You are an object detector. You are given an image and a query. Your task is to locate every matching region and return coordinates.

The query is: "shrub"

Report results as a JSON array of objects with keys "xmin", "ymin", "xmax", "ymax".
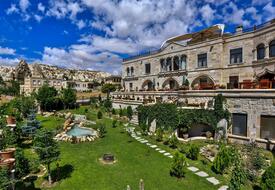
[
  {"xmin": 97, "ymin": 111, "xmax": 103, "ymax": 119},
  {"xmin": 98, "ymin": 124, "xmax": 107, "ymax": 138},
  {"xmin": 261, "ymin": 162, "xmax": 275, "ymax": 190},
  {"xmin": 178, "ymin": 144, "xmax": 186, "ymax": 154},
  {"xmin": 186, "ymin": 144, "xmax": 199, "ymax": 160},
  {"xmin": 169, "ymin": 134, "xmax": 179, "ymax": 149},
  {"xmin": 229, "ymin": 163, "xmax": 247, "ymax": 190},
  {"xmin": 212, "ymin": 145, "xmax": 238, "ymax": 174},
  {"xmin": 112, "ymin": 119, "xmax": 117, "ymax": 128},
  {"xmin": 111, "ymin": 108, "xmax": 116, "ymax": 115},
  {"xmin": 170, "ymin": 151, "xmax": 186, "ymax": 178},
  {"xmin": 15, "ymin": 148, "xmax": 30, "ymax": 179},
  {"xmin": 163, "ymin": 135, "xmax": 170, "ymax": 145},
  {"xmin": 155, "ymin": 128, "xmax": 163, "ymax": 142},
  {"xmin": 126, "ymin": 106, "xmax": 133, "ymax": 120},
  {"xmin": 140, "ymin": 124, "xmax": 148, "ymax": 136}
]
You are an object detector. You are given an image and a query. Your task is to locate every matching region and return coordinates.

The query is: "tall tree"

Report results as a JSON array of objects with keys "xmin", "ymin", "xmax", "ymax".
[
  {"xmin": 36, "ymin": 84, "xmax": 58, "ymax": 111},
  {"xmin": 33, "ymin": 129, "xmax": 60, "ymax": 184},
  {"xmin": 0, "ymin": 168, "xmax": 11, "ymax": 190},
  {"xmin": 101, "ymin": 83, "xmax": 116, "ymax": 99},
  {"xmin": 60, "ymin": 87, "xmax": 77, "ymax": 109}
]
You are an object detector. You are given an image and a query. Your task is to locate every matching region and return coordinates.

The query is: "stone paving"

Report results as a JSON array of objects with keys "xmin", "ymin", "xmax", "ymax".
[{"xmin": 130, "ymin": 132, "xmax": 228, "ymax": 190}]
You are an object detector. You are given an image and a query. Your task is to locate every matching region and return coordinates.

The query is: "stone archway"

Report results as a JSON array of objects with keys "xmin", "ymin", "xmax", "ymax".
[
  {"xmin": 141, "ymin": 79, "xmax": 154, "ymax": 91},
  {"xmin": 191, "ymin": 74, "xmax": 215, "ymax": 90},
  {"xmin": 162, "ymin": 78, "xmax": 179, "ymax": 90}
]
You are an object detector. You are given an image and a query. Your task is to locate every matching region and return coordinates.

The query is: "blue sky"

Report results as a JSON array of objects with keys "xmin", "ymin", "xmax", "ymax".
[{"xmin": 0, "ymin": 0, "xmax": 274, "ymax": 74}]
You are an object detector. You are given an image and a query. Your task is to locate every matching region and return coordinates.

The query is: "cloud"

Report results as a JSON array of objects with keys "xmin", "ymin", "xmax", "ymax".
[
  {"xmin": 76, "ymin": 20, "xmax": 86, "ymax": 29},
  {"xmin": 6, "ymin": 4, "xmax": 19, "ymax": 15},
  {"xmin": 34, "ymin": 14, "xmax": 43, "ymax": 22},
  {"xmin": 200, "ymin": 4, "xmax": 215, "ymax": 25},
  {"xmin": 38, "ymin": 3, "xmax": 45, "ymax": 13},
  {"xmin": 19, "ymin": 0, "xmax": 30, "ymax": 12},
  {"xmin": 263, "ymin": 3, "xmax": 275, "ymax": 21},
  {"xmin": 0, "ymin": 57, "xmax": 20, "ymax": 66},
  {"xmin": 0, "ymin": 46, "xmax": 16, "ymax": 55}
]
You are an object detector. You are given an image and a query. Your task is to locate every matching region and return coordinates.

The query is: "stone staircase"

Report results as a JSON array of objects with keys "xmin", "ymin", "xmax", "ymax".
[{"xmin": 130, "ymin": 114, "xmax": 139, "ymax": 125}]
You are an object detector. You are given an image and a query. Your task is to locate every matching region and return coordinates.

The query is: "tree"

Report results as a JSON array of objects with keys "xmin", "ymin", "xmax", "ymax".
[
  {"xmin": 61, "ymin": 88, "xmax": 77, "ymax": 109},
  {"xmin": 229, "ymin": 162, "xmax": 247, "ymax": 190},
  {"xmin": 170, "ymin": 151, "xmax": 186, "ymax": 178},
  {"xmin": 36, "ymin": 84, "xmax": 58, "ymax": 111},
  {"xmin": 101, "ymin": 83, "xmax": 116, "ymax": 98},
  {"xmin": 15, "ymin": 148, "xmax": 30, "ymax": 179},
  {"xmin": 33, "ymin": 129, "xmax": 60, "ymax": 184},
  {"xmin": 0, "ymin": 168, "xmax": 11, "ymax": 190},
  {"xmin": 261, "ymin": 162, "xmax": 275, "ymax": 190},
  {"xmin": 97, "ymin": 111, "xmax": 103, "ymax": 119},
  {"xmin": 126, "ymin": 106, "xmax": 133, "ymax": 120},
  {"xmin": 98, "ymin": 124, "xmax": 107, "ymax": 138}
]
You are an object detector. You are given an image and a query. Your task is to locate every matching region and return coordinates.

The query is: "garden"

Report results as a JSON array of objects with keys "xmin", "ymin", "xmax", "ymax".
[{"xmin": 0, "ymin": 87, "xmax": 275, "ymax": 190}]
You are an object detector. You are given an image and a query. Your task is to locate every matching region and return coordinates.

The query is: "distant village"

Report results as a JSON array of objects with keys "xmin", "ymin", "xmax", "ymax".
[{"xmin": 0, "ymin": 60, "xmax": 121, "ymax": 95}]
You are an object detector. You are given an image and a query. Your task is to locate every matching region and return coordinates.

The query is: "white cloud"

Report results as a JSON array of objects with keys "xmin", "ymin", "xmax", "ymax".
[
  {"xmin": 76, "ymin": 20, "xmax": 86, "ymax": 29},
  {"xmin": 0, "ymin": 46, "xmax": 16, "ymax": 55},
  {"xmin": 6, "ymin": 4, "xmax": 19, "ymax": 15},
  {"xmin": 34, "ymin": 14, "xmax": 43, "ymax": 22},
  {"xmin": 0, "ymin": 57, "xmax": 20, "ymax": 66},
  {"xmin": 19, "ymin": 0, "xmax": 30, "ymax": 12},
  {"xmin": 200, "ymin": 4, "xmax": 215, "ymax": 25},
  {"xmin": 263, "ymin": 3, "xmax": 275, "ymax": 21},
  {"xmin": 38, "ymin": 3, "xmax": 45, "ymax": 13},
  {"xmin": 252, "ymin": 0, "xmax": 270, "ymax": 6}
]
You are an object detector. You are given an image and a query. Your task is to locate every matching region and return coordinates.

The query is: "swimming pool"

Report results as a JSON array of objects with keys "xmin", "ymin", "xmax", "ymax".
[{"xmin": 66, "ymin": 125, "xmax": 97, "ymax": 137}]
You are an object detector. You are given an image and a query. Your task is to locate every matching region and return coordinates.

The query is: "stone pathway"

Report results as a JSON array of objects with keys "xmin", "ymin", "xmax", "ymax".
[{"xmin": 130, "ymin": 132, "xmax": 228, "ymax": 189}]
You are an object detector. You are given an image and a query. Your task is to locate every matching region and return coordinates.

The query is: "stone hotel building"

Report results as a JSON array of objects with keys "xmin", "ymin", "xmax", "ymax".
[{"xmin": 112, "ymin": 19, "xmax": 275, "ymax": 148}]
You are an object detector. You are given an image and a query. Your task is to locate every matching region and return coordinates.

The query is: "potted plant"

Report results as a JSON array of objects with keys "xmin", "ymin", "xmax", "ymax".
[
  {"xmin": 6, "ymin": 115, "xmax": 16, "ymax": 125},
  {"xmin": 206, "ymin": 131, "xmax": 212, "ymax": 139},
  {"xmin": 179, "ymin": 127, "xmax": 189, "ymax": 140}
]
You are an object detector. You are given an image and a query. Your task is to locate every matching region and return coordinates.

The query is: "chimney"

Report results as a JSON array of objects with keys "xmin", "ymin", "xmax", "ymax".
[{"xmin": 235, "ymin": 25, "xmax": 243, "ymax": 34}]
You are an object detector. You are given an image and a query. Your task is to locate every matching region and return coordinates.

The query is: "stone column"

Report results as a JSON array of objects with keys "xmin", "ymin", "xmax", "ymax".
[
  {"xmin": 253, "ymin": 49, "xmax": 257, "ymax": 61},
  {"xmin": 171, "ymin": 57, "xmax": 174, "ymax": 71},
  {"xmin": 265, "ymin": 45, "xmax": 269, "ymax": 59}
]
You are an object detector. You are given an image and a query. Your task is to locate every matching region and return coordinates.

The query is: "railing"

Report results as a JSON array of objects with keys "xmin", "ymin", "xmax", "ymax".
[
  {"xmin": 123, "ymin": 48, "xmax": 162, "ymax": 62},
  {"xmin": 234, "ymin": 18, "xmax": 275, "ymax": 34}
]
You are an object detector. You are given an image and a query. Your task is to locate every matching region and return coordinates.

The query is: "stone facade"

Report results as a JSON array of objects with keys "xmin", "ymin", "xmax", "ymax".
[
  {"xmin": 122, "ymin": 20, "xmax": 275, "ymax": 92},
  {"xmin": 114, "ymin": 20, "xmax": 275, "ymax": 149}
]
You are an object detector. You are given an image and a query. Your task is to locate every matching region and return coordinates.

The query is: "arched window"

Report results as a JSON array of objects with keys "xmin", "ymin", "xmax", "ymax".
[
  {"xmin": 180, "ymin": 55, "xmax": 187, "ymax": 70},
  {"xmin": 160, "ymin": 59, "xmax": 165, "ymax": 72},
  {"xmin": 130, "ymin": 67, "xmax": 134, "ymax": 76},
  {"xmin": 173, "ymin": 56, "xmax": 179, "ymax": 71},
  {"xmin": 166, "ymin": 57, "xmax": 172, "ymax": 71},
  {"xmin": 126, "ymin": 67, "xmax": 130, "ymax": 76},
  {"xmin": 257, "ymin": 43, "xmax": 265, "ymax": 60},
  {"xmin": 270, "ymin": 40, "xmax": 275, "ymax": 57}
]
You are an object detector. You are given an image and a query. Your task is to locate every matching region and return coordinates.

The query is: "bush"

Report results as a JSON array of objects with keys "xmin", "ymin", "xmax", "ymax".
[
  {"xmin": 212, "ymin": 145, "xmax": 238, "ymax": 174},
  {"xmin": 140, "ymin": 124, "xmax": 148, "ymax": 136},
  {"xmin": 112, "ymin": 119, "xmax": 117, "ymax": 128},
  {"xmin": 98, "ymin": 124, "xmax": 107, "ymax": 138},
  {"xmin": 229, "ymin": 163, "xmax": 247, "ymax": 190},
  {"xmin": 178, "ymin": 144, "xmax": 186, "ymax": 154},
  {"xmin": 169, "ymin": 134, "xmax": 179, "ymax": 149},
  {"xmin": 186, "ymin": 144, "xmax": 199, "ymax": 160},
  {"xmin": 261, "ymin": 162, "xmax": 275, "ymax": 190},
  {"xmin": 155, "ymin": 128, "xmax": 163, "ymax": 142},
  {"xmin": 97, "ymin": 111, "xmax": 103, "ymax": 119},
  {"xmin": 170, "ymin": 151, "xmax": 186, "ymax": 178},
  {"xmin": 111, "ymin": 108, "xmax": 116, "ymax": 115},
  {"xmin": 126, "ymin": 106, "xmax": 133, "ymax": 120},
  {"xmin": 15, "ymin": 148, "xmax": 30, "ymax": 179}
]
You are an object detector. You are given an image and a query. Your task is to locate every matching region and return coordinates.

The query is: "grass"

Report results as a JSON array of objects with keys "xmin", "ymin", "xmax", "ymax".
[{"xmin": 30, "ymin": 108, "xmax": 217, "ymax": 190}]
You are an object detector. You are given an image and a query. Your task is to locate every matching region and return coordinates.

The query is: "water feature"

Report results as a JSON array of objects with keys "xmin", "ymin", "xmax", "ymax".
[{"xmin": 66, "ymin": 125, "xmax": 97, "ymax": 137}]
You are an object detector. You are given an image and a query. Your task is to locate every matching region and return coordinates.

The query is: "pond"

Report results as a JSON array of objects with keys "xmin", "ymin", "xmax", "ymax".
[{"xmin": 67, "ymin": 125, "xmax": 97, "ymax": 137}]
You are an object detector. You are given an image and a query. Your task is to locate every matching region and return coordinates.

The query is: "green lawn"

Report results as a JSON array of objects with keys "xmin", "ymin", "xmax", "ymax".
[{"xmin": 33, "ymin": 111, "xmax": 217, "ymax": 190}]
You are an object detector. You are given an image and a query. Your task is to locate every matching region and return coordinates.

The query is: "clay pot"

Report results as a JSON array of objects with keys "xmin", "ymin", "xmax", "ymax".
[
  {"xmin": 6, "ymin": 116, "xmax": 16, "ymax": 125},
  {"xmin": 0, "ymin": 158, "xmax": 15, "ymax": 170},
  {"xmin": 0, "ymin": 148, "xmax": 16, "ymax": 160}
]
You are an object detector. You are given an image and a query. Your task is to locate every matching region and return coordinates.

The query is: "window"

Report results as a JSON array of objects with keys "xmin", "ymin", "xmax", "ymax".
[
  {"xmin": 198, "ymin": 53, "xmax": 207, "ymax": 68},
  {"xmin": 166, "ymin": 58, "xmax": 172, "ymax": 71},
  {"xmin": 180, "ymin": 55, "xmax": 187, "ymax": 70},
  {"xmin": 229, "ymin": 76, "xmax": 239, "ymax": 89},
  {"xmin": 270, "ymin": 40, "xmax": 275, "ymax": 57},
  {"xmin": 160, "ymin": 59, "xmax": 165, "ymax": 72},
  {"xmin": 173, "ymin": 56, "xmax": 179, "ymax": 70},
  {"xmin": 257, "ymin": 44, "xmax": 265, "ymax": 60},
  {"xmin": 145, "ymin": 63, "xmax": 151, "ymax": 74},
  {"xmin": 260, "ymin": 115, "xmax": 275, "ymax": 140},
  {"xmin": 130, "ymin": 67, "xmax": 134, "ymax": 76},
  {"xmin": 129, "ymin": 83, "xmax": 133, "ymax": 90},
  {"xmin": 232, "ymin": 113, "xmax": 247, "ymax": 136},
  {"xmin": 230, "ymin": 48, "xmax": 242, "ymax": 64},
  {"xmin": 126, "ymin": 67, "xmax": 130, "ymax": 76}
]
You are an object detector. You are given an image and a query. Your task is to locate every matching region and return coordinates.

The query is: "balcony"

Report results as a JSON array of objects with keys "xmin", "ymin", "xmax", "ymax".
[{"xmin": 158, "ymin": 69, "xmax": 187, "ymax": 77}]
